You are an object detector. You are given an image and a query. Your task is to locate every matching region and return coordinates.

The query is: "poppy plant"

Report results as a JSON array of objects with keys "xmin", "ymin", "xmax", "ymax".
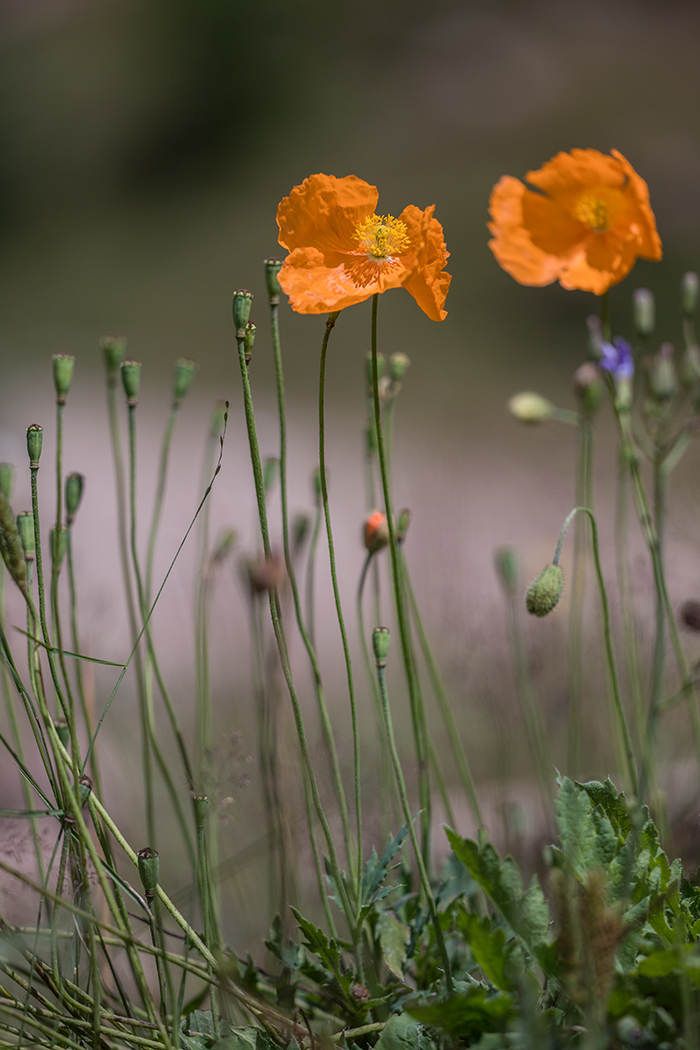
[
  {"xmin": 488, "ymin": 149, "xmax": 662, "ymax": 295},
  {"xmin": 276, "ymin": 174, "xmax": 451, "ymax": 320}
]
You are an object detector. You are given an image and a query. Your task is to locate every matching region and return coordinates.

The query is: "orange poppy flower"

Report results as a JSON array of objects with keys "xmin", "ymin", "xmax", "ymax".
[
  {"xmin": 276, "ymin": 174, "xmax": 451, "ymax": 320},
  {"xmin": 488, "ymin": 149, "xmax": 662, "ymax": 295}
]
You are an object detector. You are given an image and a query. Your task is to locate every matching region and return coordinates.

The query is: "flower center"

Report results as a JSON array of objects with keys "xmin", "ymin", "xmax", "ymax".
[
  {"xmin": 354, "ymin": 214, "xmax": 410, "ymax": 260},
  {"xmin": 573, "ymin": 193, "xmax": 610, "ymax": 232}
]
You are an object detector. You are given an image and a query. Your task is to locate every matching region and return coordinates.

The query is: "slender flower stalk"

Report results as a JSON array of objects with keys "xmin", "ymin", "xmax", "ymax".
[{"xmin": 369, "ymin": 295, "xmax": 431, "ymax": 866}]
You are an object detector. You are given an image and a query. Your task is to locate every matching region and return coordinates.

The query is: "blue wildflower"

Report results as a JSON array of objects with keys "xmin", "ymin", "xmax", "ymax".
[{"xmin": 599, "ymin": 337, "xmax": 634, "ymax": 381}]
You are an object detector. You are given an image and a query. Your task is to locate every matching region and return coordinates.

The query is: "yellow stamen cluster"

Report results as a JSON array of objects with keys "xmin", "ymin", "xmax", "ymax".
[
  {"xmin": 573, "ymin": 193, "xmax": 609, "ymax": 232},
  {"xmin": 354, "ymin": 214, "xmax": 410, "ymax": 260}
]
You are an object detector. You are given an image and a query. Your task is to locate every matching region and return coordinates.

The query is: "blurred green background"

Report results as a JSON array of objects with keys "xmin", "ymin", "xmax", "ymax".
[{"xmin": 3, "ymin": 0, "xmax": 700, "ymax": 944}]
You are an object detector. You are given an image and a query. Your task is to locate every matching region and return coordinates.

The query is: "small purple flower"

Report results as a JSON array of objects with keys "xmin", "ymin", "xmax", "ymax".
[{"xmin": 599, "ymin": 337, "xmax": 634, "ymax": 381}]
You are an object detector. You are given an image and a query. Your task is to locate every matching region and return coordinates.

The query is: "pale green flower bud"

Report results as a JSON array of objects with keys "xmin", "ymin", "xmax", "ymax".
[
  {"xmin": 100, "ymin": 336, "xmax": 126, "ymax": 383},
  {"xmin": 389, "ymin": 352, "xmax": 410, "ymax": 382},
  {"xmin": 649, "ymin": 343, "xmax": 677, "ymax": 401},
  {"xmin": 508, "ymin": 392, "xmax": 554, "ymax": 425},
  {"xmin": 26, "ymin": 425, "xmax": 43, "ymax": 467},
  {"xmin": 682, "ymin": 272, "xmax": 699, "ymax": 317},
  {"xmin": 232, "ymin": 290, "xmax": 253, "ymax": 336},
  {"xmin": 65, "ymin": 473, "xmax": 84, "ymax": 523},
  {"xmin": 372, "ymin": 626, "xmax": 391, "ymax": 666},
  {"xmin": 526, "ymin": 564, "xmax": 564, "ymax": 617},
  {"xmin": 173, "ymin": 359, "xmax": 198, "ymax": 404},
  {"xmin": 120, "ymin": 360, "xmax": 141, "ymax": 405},
  {"xmin": 137, "ymin": 847, "xmax": 160, "ymax": 898},
  {"xmin": 632, "ymin": 288, "xmax": 655, "ymax": 337},
  {"xmin": 264, "ymin": 258, "xmax": 283, "ymax": 304}
]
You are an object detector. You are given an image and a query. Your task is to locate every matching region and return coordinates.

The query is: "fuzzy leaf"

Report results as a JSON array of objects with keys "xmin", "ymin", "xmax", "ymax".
[
  {"xmin": 376, "ymin": 1012, "xmax": 422, "ymax": 1050},
  {"xmin": 377, "ymin": 910, "xmax": 410, "ymax": 980}
]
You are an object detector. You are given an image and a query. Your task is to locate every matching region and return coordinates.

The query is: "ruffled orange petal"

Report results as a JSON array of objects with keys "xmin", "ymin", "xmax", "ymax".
[
  {"xmin": 520, "ymin": 190, "xmax": 588, "ymax": 255},
  {"xmin": 399, "ymin": 205, "xmax": 451, "ymax": 320},
  {"xmin": 277, "ymin": 246, "xmax": 415, "ymax": 315},
  {"xmin": 488, "ymin": 176, "xmax": 562, "ymax": 287},
  {"xmin": 525, "ymin": 149, "xmax": 627, "ymax": 209},
  {"xmin": 277, "ymin": 174, "xmax": 378, "ymax": 256},
  {"xmin": 610, "ymin": 150, "xmax": 662, "ymax": 262}
]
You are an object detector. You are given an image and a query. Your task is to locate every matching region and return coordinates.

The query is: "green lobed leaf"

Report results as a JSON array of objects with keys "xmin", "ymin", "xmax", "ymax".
[
  {"xmin": 376, "ymin": 909, "xmax": 410, "ymax": 980},
  {"xmin": 375, "ymin": 1012, "xmax": 423, "ymax": 1050}
]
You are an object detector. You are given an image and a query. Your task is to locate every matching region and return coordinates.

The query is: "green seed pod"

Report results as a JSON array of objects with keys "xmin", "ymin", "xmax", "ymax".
[
  {"xmin": 508, "ymin": 392, "xmax": 554, "ymax": 425},
  {"xmin": 682, "ymin": 272, "xmax": 699, "ymax": 317},
  {"xmin": 494, "ymin": 546, "xmax": 519, "ymax": 596},
  {"xmin": 372, "ymin": 626, "xmax": 391, "ymax": 666},
  {"xmin": 65, "ymin": 473, "xmax": 84, "ymax": 523},
  {"xmin": 137, "ymin": 847, "xmax": 160, "ymax": 897},
  {"xmin": 649, "ymin": 343, "xmax": 677, "ymax": 401},
  {"xmin": 243, "ymin": 322, "xmax": 256, "ymax": 364},
  {"xmin": 193, "ymin": 794, "xmax": 209, "ymax": 829},
  {"xmin": 16, "ymin": 512, "xmax": 35, "ymax": 558},
  {"xmin": 526, "ymin": 564, "xmax": 564, "ymax": 617},
  {"xmin": 264, "ymin": 258, "xmax": 283, "ymax": 304},
  {"xmin": 0, "ymin": 492, "xmax": 27, "ymax": 595},
  {"xmin": 173, "ymin": 358, "xmax": 198, "ymax": 404},
  {"xmin": 365, "ymin": 351, "xmax": 385, "ymax": 389},
  {"xmin": 389, "ymin": 352, "xmax": 410, "ymax": 382},
  {"xmin": 78, "ymin": 774, "xmax": 93, "ymax": 806},
  {"xmin": 632, "ymin": 288, "xmax": 655, "ymax": 337},
  {"xmin": 232, "ymin": 290, "xmax": 253, "ymax": 335},
  {"xmin": 26, "ymin": 425, "xmax": 43, "ymax": 467},
  {"xmin": 292, "ymin": 513, "xmax": 310, "ymax": 551},
  {"xmin": 210, "ymin": 400, "xmax": 228, "ymax": 440},
  {"xmin": 100, "ymin": 336, "xmax": 127, "ymax": 382},
  {"xmin": 50, "ymin": 527, "xmax": 68, "ymax": 569},
  {"xmin": 120, "ymin": 360, "xmax": 141, "ymax": 405},
  {"xmin": 52, "ymin": 354, "xmax": 75, "ymax": 404},
  {"xmin": 263, "ymin": 457, "xmax": 278, "ymax": 494},
  {"xmin": 573, "ymin": 362, "xmax": 604, "ymax": 417},
  {"xmin": 0, "ymin": 463, "xmax": 15, "ymax": 502},
  {"xmin": 54, "ymin": 720, "xmax": 70, "ymax": 748},
  {"xmin": 396, "ymin": 507, "xmax": 412, "ymax": 543}
]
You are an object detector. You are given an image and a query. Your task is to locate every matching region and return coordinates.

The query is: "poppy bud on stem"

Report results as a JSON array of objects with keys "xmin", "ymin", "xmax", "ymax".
[
  {"xmin": 120, "ymin": 360, "xmax": 141, "ymax": 406},
  {"xmin": 65, "ymin": 473, "xmax": 84, "ymax": 524},
  {"xmin": 232, "ymin": 290, "xmax": 253, "ymax": 339},
  {"xmin": 137, "ymin": 846, "xmax": 160, "ymax": 900},
  {"xmin": 633, "ymin": 288, "xmax": 655, "ymax": 338},
  {"xmin": 26, "ymin": 425, "xmax": 43, "ymax": 469},
  {"xmin": 100, "ymin": 336, "xmax": 126, "ymax": 386},
  {"xmin": 264, "ymin": 259, "xmax": 283, "ymax": 306},
  {"xmin": 372, "ymin": 626, "xmax": 391, "ymax": 667},
  {"xmin": 52, "ymin": 354, "xmax": 75, "ymax": 404},
  {"xmin": 173, "ymin": 358, "xmax": 198, "ymax": 405}
]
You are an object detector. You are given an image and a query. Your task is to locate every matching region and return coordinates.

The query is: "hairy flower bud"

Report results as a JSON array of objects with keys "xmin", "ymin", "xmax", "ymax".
[
  {"xmin": 26, "ymin": 425, "xmax": 43, "ymax": 467},
  {"xmin": 372, "ymin": 626, "xmax": 391, "ymax": 666},
  {"xmin": 232, "ymin": 290, "xmax": 253, "ymax": 335},
  {"xmin": 16, "ymin": 512, "xmax": 35, "ymax": 558},
  {"xmin": 52, "ymin": 354, "xmax": 75, "ymax": 404},
  {"xmin": 264, "ymin": 258, "xmax": 283, "ymax": 304},
  {"xmin": 682, "ymin": 272, "xmax": 699, "ymax": 317},
  {"xmin": 0, "ymin": 464, "xmax": 14, "ymax": 502},
  {"xmin": 173, "ymin": 358, "xmax": 198, "ymax": 404},
  {"xmin": 389, "ymin": 352, "xmax": 411, "ymax": 382},
  {"xmin": 364, "ymin": 510, "xmax": 389, "ymax": 553},
  {"xmin": 508, "ymin": 392, "xmax": 554, "ymax": 425},
  {"xmin": 100, "ymin": 335, "xmax": 126, "ymax": 383},
  {"xmin": 65, "ymin": 473, "xmax": 84, "ymax": 523},
  {"xmin": 526, "ymin": 564, "xmax": 564, "ymax": 617},
  {"xmin": 121, "ymin": 360, "xmax": 141, "ymax": 405},
  {"xmin": 632, "ymin": 288, "xmax": 655, "ymax": 337}
]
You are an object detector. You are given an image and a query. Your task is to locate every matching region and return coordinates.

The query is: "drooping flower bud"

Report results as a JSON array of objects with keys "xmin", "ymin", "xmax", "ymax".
[
  {"xmin": 100, "ymin": 336, "xmax": 126, "ymax": 383},
  {"xmin": 54, "ymin": 720, "xmax": 70, "ymax": 748},
  {"xmin": 632, "ymin": 288, "xmax": 655, "ymax": 337},
  {"xmin": 372, "ymin": 626, "xmax": 391, "ymax": 666},
  {"xmin": 365, "ymin": 351, "xmax": 385, "ymax": 389},
  {"xmin": 396, "ymin": 508, "xmax": 412, "ymax": 544},
  {"xmin": 508, "ymin": 392, "xmax": 554, "ymax": 425},
  {"xmin": 232, "ymin": 290, "xmax": 253, "ymax": 336},
  {"xmin": 52, "ymin": 354, "xmax": 75, "ymax": 404},
  {"xmin": 682, "ymin": 272, "xmax": 700, "ymax": 317},
  {"xmin": 389, "ymin": 352, "xmax": 411, "ymax": 382},
  {"xmin": 292, "ymin": 513, "xmax": 310, "ymax": 552},
  {"xmin": 65, "ymin": 473, "xmax": 84, "ymax": 524},
  {"xmin": 649, "ymin": 343, "xmax": 677, "ymax": 401},
  {"xmin": 50, "ymin": 527, "xmax": 67, "ymax": 569},
  {"xmin": 244, "ymin": 322, "xmax": 256, "ymax": 364},
  {"xmin": 264, "ymin": 258, "xmax": 283, "ymax": 304},
  {"xmin": 0, "ymin": 464, "xmax": 14, "ymax": 502},
  {"xmin": 526, "ymin": 564, "xmax": 564, "ymax": 617},
  {"xmin": 137, "ymin": 846, "xmax": 160, "ymax": 898},
  {"xmin": 573, "ymin": 362, "xmax": 604, "ymax": 417},
  {"xmin": 364, "ymin": 510, "xmax": 389, "ymax": 553},
  {"xmin": 16, "ymin": 512, "xmax": 35, "ymax": 559},
  {"xmin": 26, "ymin": 425, "xmax": 43, "ymax": 468},
  {"xmin": 494, "ymin": 546, "xmax": 519, "ymax": 596},
  {"xmin": 120, "ymin": 360, "xmax": 141, "ymax": 405},
  {"xmin": 173, "ymin": 359, "xmax": 198, "ymax": 404},
  {"xmin": 0, "ymin": 492, "xmax": 27, "ymax": 594},
  {"xmin": 680, "ymin": 600, "xmax": 700, "ymax": 633}
]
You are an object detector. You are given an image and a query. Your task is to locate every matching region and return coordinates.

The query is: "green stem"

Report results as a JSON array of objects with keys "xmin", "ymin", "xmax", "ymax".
[
  {"xmin": 567, "ymin": 419, "xmax": 590, "ymax": 775},
  {"xmin": 614, "ymin": 451, "xmax": 645, "ymax": 753},
  {"xmin": 555, "ymin": 507, "xmax": 638, "ymax": 794},
  {"xmin": 375, "ymin": 659, "xmax": 453, "ymax": 993},
  {"xmin": 305, "ymin": 501, "xmax": 322, "ymax": 649},
  {"xmin": 145, "ymin": 404, "xmax": 179, "ymax": 604},
  {"xmin": 317, "ymin": 313, "xmax": 362, "ymax": 896},
  {"xmin": 370, "ymin": 295, "xmax": 431, "ymax": 868},
  {"xmin": 650, "ymin": 449, "xmax": 667, "ymax": 728},
  {"xmin": 66, "ymin": 529, "xmax": 102, "ymax": 796}
]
